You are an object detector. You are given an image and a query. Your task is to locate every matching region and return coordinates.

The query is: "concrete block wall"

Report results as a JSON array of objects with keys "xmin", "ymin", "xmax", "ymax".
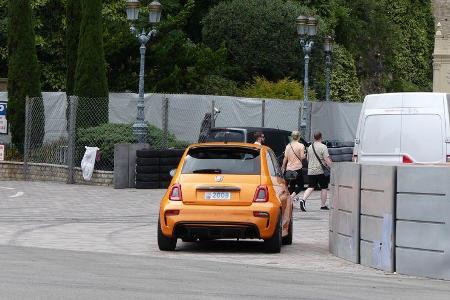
[
  {"xmin": 396, "ymin": 165, "xmax": 450, "ymax": 280},
  {"xmin": 0, "ymin": 161, "xmax": 113, "ymax": 186},
  {"xmin": 360, "ymin": 165, "xmax": 396, "ymax": 272},
  {"xmin": 329, "ymin": 162, "xmax": 361, "ymax": 263}
]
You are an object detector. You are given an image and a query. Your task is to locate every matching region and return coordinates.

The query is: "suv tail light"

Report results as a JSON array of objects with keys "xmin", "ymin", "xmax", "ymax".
[
  {"xmin": 402, "ymin": 155, "xmax": 413, "ymax": 164},
  {"xmin": 169, "ymin": 184, "xmax": 182, "ymax": 201},
  {"xmin": 253, "ymin": 185, "xmax": 269, "ymax": 202}
]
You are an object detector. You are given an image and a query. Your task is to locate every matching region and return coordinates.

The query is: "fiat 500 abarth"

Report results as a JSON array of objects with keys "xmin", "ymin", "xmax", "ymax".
[{"xmin": 158, "ymin": 143, "xmax": 294, "ymax": 253}]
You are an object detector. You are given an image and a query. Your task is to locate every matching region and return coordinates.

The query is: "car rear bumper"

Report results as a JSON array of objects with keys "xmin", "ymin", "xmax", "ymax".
[{"xmin": 160, "ymin": 202, "xmax": 279, "ymax": 240}]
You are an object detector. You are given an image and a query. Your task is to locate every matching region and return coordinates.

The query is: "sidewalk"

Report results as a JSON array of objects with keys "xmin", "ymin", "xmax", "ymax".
[{"xmin": 0, "ymin": 181, "xmax": 383, "ymax": 275}]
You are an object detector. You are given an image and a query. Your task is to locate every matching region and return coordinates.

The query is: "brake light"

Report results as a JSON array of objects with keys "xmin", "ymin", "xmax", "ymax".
[
  {"xmin": 253, "ymin": 185, "xmax": 269, "ymax": 202},
  {"xmin": 169, "ymin": 184, "xmax": 182, "ymax": 201},
  {"xmin": 402, "ymin": 155, "xmax": 413, "ymax": 164},
  {"xmin": 253, "ymin": 211, "xmax": 269, "ymax": 218}
]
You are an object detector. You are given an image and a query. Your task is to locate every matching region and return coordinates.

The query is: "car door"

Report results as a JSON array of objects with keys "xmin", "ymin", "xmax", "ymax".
[{"xmin": 266, "ymin": 149, "xmax": 291, "ymax": 234}]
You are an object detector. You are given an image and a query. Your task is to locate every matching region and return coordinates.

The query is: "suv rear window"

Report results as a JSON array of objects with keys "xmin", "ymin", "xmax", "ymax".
[
  {"xmin": 206, "ymin": 130, "xmax": 245, "ymax": 142},
  {"xmin": 182, "ymin": 147, "xmax": 260, "ymax": 175}
]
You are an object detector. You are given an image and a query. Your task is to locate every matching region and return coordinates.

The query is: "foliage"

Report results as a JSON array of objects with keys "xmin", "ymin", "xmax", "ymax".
[
  {"xmin": 7, "ymin": 0, "xmax": 44, "ymax": 151},
  {"xmin": 330, "ymin": 45, "xmax": 362, "ymax": 101},
  {"xmin": 74, "ymin": 0, "xmax": 109, "ymax": 128},
  {"xmin": 66, "ymin": 0, "xmax": 81, "ymax": 96},
  {"xmin": 77, "ymin": 123, "xmax": 188, "ymax": 168},
  {"xmin": 240, "ymin": 77, "xmax": 316, "ymax": 100},
  {"xmin": 202, "ymin": 0, "xmax": 311, "ymax": 82}
]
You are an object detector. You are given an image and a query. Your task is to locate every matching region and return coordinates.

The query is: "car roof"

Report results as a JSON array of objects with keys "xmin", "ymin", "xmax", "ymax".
[
  {"xmin": 188, "ymin": 142, "xmax": 265, "ymax": 150},
  {"xmin": 211, "ymin": 127, "xmax": 291, "ymax": 134}
]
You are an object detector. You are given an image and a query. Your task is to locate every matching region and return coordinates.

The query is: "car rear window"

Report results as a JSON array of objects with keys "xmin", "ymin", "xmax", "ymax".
[
  {"xmin": 206, "ymin": 130, "xmax": 245, "ymax": 142},
  {"xmin": 182, "ymin": 147, "xmax": 260, "ymax": 175}
]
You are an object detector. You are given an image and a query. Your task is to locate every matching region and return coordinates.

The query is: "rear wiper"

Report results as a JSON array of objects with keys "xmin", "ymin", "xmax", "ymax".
[{"xmin": 192, "ymin": 168, "xmax": 222, "ymax": 174}]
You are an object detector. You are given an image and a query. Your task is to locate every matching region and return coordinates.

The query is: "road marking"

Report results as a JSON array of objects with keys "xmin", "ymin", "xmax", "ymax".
[
  {"xmin": 0, "ymin": 187, "xmax": 15, "ymax": 190},
  {"xmin": 9, "ymin": 192, "xmax": 24, "ymax": 198}
]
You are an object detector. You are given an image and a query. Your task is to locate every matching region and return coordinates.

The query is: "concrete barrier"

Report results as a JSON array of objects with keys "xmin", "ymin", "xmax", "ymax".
[
  {"xmin": 396, "ymin": 165, "xmax": 450, "ymax": 280},
  {"xmin": 329, "ymin": 162, "xmax": 361, "ymax": 263},
  {"xmin": 360, "ymin": 165, "xmax": 396, "ymax": 272}
]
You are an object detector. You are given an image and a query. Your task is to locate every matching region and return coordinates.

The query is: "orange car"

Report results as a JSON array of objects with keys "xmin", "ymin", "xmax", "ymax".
[{"xmin": 158, "ymin": 142, "xmax": 294, "ymax": 253}]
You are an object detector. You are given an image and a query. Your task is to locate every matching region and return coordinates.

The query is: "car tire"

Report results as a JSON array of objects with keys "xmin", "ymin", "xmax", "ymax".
[
  {"xmin": 136, "ymin": 149, "xmax": 161, "ymax": 158},
  {"xmin": 282, "ymin": 207, "xmax": 293, "ymax": 245},
  {"xmin": 135, "ymin": 181, "xmax": 159, "ymax": 189},
  {"xmin": 136, "ymin": 157, "xmax": 159, "ymax": 166},
  {"xmin": 160, "ymin": 165, "xmax": 178, "ymax": 173},
  {"xmin": 136, "ymin": 173, "xmax": 159, "ymax": 182},
  {"xmin": 136, "ymin": 165, "xmax": 159, "ymax": 173},
  {"xmin": 160, "ymin": 157, "xmax": 181, "ymax": 165},
  {"xmin": 264, "ymin": 212, "xmax": 282, "ymax": 253},
  {"xmin": 157, "ymin": 217, "xmax": 177, "ymax": 251}
]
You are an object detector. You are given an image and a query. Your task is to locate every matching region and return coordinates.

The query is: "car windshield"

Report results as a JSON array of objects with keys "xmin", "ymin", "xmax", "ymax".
[{"xmin": 182, "ymin": 147, "xmax": 261, "ymax": 175}]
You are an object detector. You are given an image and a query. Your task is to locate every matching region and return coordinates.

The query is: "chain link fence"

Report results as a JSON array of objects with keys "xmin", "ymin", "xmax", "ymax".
[{"xmin": 6, "ymin": 93, "xmax": 320, "ymax": 183}]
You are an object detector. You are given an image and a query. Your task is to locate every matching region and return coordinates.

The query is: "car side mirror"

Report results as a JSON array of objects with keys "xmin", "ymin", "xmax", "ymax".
[{"xmin": 169, "ymin": 169, "xmax": 176, "ymax": 177}]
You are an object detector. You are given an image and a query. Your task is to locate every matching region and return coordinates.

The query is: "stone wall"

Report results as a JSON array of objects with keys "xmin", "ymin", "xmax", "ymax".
[
  {"xmin": 433, "ymin": 0, "xmax": 450, "ymax": 92},
  {"xmin": 0, "ymin": 161, "xmax": 113, "ymax": 186}
]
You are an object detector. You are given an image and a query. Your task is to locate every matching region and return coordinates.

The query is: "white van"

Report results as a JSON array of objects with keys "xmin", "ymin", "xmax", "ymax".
[{"xmin": 353, "ymin": 93, "xmax": 450, "ymax": 164}]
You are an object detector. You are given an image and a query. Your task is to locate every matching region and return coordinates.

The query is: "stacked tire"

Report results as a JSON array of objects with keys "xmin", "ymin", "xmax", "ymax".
[
  {"xmin": 136, "ymin": 150, "xmax": 161, "ymax": 189},
  {"xmin": 326, "ymin": 141, "xmax": 354, "ymax": 162},
  {"xmin": 135, "ymin": 149, "xmax": 184, "ymax": 189}
]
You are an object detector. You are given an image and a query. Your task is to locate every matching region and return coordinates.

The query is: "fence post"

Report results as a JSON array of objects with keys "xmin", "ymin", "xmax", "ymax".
[
  {"xmin": 211, "ymin": 100, "xmax": 216, "ymax": 128},
  {"xmin": 261, "ymin": 100, "xmax": 266, "ymax": 127},
  {"xmin": 23, "ymin": 96, "xmax": 30, "ymax": 181},
  {"xmin": 162, "ymin": 96, "xmax": 169, "ymax": 149},
  {"xmin": 67, "ymin": 96, "xmax": 78, "ymax": 184}
]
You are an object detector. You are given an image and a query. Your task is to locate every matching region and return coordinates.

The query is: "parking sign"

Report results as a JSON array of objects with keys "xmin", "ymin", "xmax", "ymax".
[{"xmin": 0, "ymin": 102, "xmax": 7, "ymax": 134}]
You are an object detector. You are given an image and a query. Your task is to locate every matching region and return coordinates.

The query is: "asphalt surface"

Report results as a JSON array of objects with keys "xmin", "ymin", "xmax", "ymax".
[{"xmin": 0, "ymin": 181, "xmax": 449, "ymax": 299}]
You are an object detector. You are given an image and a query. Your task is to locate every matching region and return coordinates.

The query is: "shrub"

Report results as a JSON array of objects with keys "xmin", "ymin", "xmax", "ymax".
[
  {"xmin": 240, "ymin": 77, "xmax": 316, "ymax": 100},
  {"xmin": 77, "ymin": 123, "xmax": 188, "ymax": 170}
]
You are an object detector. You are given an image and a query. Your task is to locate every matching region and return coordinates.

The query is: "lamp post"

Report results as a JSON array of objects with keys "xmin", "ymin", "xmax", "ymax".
[
  {"xmin": 126, "ymin": 0, "xmax": 162, "ymax": 143},
  {"xmin": 296, "ymin": 15, "xmax": 318, "ymax": 137},
  {"xmin": 324, "ymin": 36, "xmax": 333, "ymax": 102}
]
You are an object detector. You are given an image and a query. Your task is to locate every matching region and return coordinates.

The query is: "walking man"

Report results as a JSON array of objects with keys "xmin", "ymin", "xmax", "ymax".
[{"xmin": 300, "ymin": 131, "xmax": 332, "ymax": 211}]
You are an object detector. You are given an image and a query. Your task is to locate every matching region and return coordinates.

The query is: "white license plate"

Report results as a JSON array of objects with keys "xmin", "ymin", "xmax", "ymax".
[{"xmin": 204, "ymin": 192, "xmax": 231, "ymax": 200}]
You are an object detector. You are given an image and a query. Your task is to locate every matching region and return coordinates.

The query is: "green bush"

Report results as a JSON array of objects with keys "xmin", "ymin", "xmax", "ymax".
[
  {"xmin": 77, "ymin": 123, "xmax": 188, "ymax": 170},
  {"xmin": 240, "ymin": 76, "xmax": 316, "ymax": 100}
]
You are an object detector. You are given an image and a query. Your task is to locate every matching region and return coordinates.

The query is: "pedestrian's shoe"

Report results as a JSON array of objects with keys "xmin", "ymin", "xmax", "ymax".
[
  {"xmin": 320, "ymin": 206, "xmax": 329, "ymax": 210},
  {"xmin": 299, "ymin": 200, "xmax": 306, "ymax": 212}
]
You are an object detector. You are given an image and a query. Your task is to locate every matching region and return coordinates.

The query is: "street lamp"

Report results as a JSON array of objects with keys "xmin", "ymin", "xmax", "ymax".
[
  {"xmin": 324, "ymin": 36, "xmax": 333, "ymax": 102},
  {"xmin": 296, "ymin": 15, "xmax": 318, "ymax": 137},
  {"xmin": 126, "ymin": 0, "xmax": 162, "ymax": 143}
]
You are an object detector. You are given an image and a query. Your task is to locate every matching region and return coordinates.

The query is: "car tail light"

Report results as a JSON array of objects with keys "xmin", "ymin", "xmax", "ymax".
[
  {"xmin": 169, "ymin": 184, "xmax": 182, "ymax": 201},
  {"xmin": 402, "ymin": 155, "xmax": 413, "ymax": 164},
  {"xmin": 253, "ymin": 185, "xmax": 269, "ymax": 202}
]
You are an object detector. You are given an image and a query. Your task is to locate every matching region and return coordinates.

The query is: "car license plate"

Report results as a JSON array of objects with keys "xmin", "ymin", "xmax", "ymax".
[{"xmin": 204, "ymin": 192, "xmax": 231, "ymax": 200}]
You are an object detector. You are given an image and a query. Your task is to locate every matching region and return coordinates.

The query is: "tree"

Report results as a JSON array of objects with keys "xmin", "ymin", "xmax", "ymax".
[
  {"xmin": 202, "ymin": 0, "xmax": 312, "ymax": 82},
  {"xmin": 66, "ymin": 0, "xmax": 81, "ymax": 96},
  {"xmin": 7, "ymin": 0, "xmax": 44, "ymax": 150},
  {"xmin": 74, "ymin": 0, "xmax": 109, "ymax": 128},
  {"xmin": 330, "ymin": 45, "xmax": 362, "ymax": 101}
]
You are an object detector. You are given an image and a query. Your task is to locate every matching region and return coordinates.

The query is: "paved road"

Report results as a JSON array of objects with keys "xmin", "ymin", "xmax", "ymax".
[{"xmin": 1, "ymin": 181, "xmax": 449, "ymax": 299}]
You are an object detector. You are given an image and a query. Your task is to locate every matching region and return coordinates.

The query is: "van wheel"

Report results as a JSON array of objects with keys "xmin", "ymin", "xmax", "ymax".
[
  {"xmin": 282, "ymin": 207, "xmax": 293, "ymax": 245},
  {"xmin": 264, "ymin": 212, "xmax": 282, "ymax": 253},
  {"xmin": 157, "ymin": 217, "xmax": 177, "ymax": 251}
]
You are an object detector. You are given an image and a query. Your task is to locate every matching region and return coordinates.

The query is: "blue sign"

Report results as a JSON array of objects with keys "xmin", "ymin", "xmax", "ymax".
[{"xmin": 0, "ymin": 102, "xmax": 7, "ymax": 134}]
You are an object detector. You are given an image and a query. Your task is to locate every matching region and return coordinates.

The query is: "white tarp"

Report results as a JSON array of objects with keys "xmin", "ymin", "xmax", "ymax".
[{"xmin": 1, "ymin": 92, "xmax": 362, "ymax": 144}]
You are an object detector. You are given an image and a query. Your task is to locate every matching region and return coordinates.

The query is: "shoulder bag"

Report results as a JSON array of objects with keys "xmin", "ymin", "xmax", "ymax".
[{"xmin": 312, "ymin": 143, "xmax": 331, "ymax": 177}]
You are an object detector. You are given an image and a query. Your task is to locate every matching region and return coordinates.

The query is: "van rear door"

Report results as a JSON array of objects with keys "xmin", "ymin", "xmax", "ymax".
[{"xmin": 359, "ymin": 113, "xmax": 402, "ymax": 163}]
